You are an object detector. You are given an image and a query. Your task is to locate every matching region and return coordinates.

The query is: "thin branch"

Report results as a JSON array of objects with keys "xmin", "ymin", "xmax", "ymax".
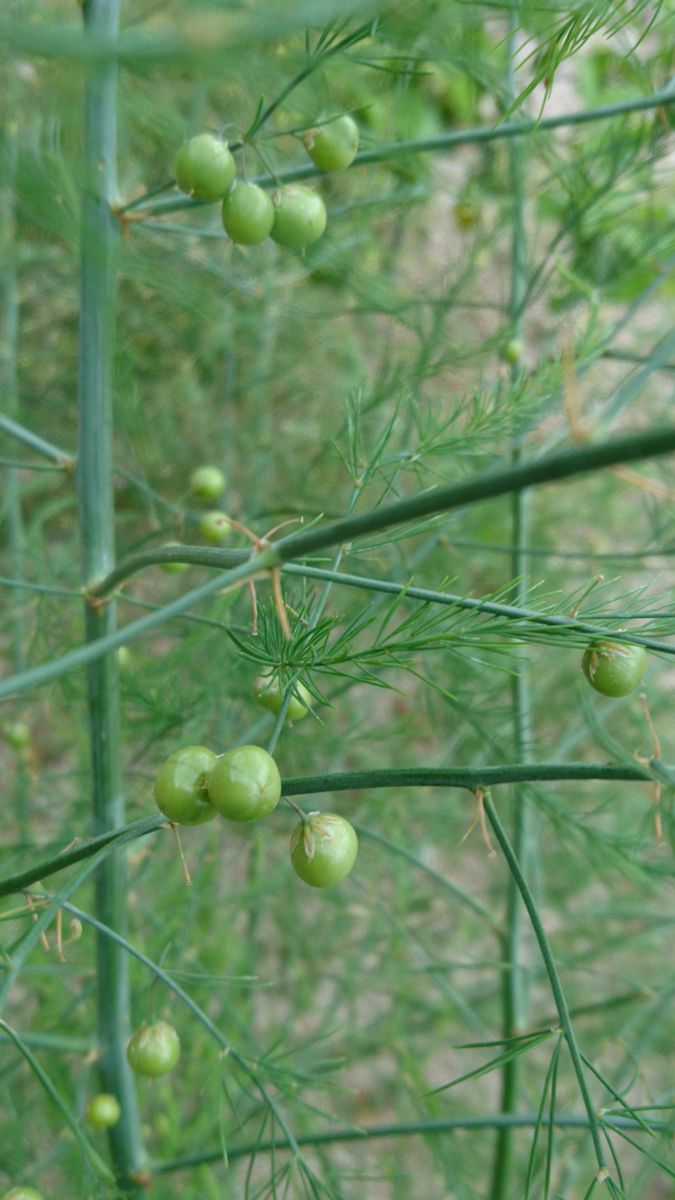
[
  {"xmin": 153, "ymin": 1112, "xmax": 667, "ymax": 1174},
  {"xmin": 483, "ymin": 794, "xmax": 607, "ymax": 1174},
  {"xmin": 0, "ymin": 411, "xmax": 74, "ymax": 469},
  {"xmin": 0, "ymin": 760, "xmax": 660, "ymax": 900},
  {"xmin": 131, "ymin": 86, "xmax": 675, "ymax": 218}
]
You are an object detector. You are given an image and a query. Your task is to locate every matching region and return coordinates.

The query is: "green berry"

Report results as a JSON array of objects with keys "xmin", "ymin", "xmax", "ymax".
[
  {"xmin": 174, "ymin": 133, "xmax": 235, "ymax": 201},
  {"xmin": 221, "ymin": 181, "xmax": 274, "ymax": 245},
  {"xmin": 271, "ymin": 186, "xmax": 327, "ymax": 250},
  {"xmin": 290, "ymin": 813, "xmax": 358, "ymax": 888},
  {"xmin": 303, "ymin": 114, "xmax": 359, "ymax": 172},
  {"xmin": 503, "ymin": 339, "xmax": 524, "ymax": 365},
  {"xmin": 207, "ymin": 745, "xmax": 281, "ymax": 822},
  {"xmin": 127, "ymin": 1021, "xmax": 181, "ymax": 1078},
  {"xmin": 116, "ymin": 646, "xmax": 132, "ymax": 673},
  {"xmin": 198, "ymin": 511, "xmax": 231, "ymax": 545},
  {"xmin": 254, "ymin": 675, "xmax": 311, "ymax": 722},
  {"xmin": 86, "ymin": 1093, "xmax": 121, "ymax": 1129},
  {"xmin": 582, "ymin": 641, "xmax": 648, "ymax": 697},
  {"xmin": 2, "ymin": 721, "xmax": 31, "ymax": 750},
  {"xmin": 154, "ymin": 745, "xmax": 218, "ymax": 825},
  {"xmin": 189, "ymin": 465, "xmax": 226, "ymax": 502}
]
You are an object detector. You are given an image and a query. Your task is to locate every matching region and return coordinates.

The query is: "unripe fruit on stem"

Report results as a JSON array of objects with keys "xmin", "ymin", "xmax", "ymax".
[
  {"xmin": 503, "ymin": 339, "xmax": 524, "ymax": 365},
  {"xmin": 154, "ymin": 745, "xmax": 218, "ymax": 825},
  {"xmin": 255, "ymin": 675, "xmax": 311, "ymax": 721},
  {"xmin": 271, "ymin": 186, "xmax": 327, "ymax": 250},
  {"xmin": 174, "ymin": 133, "xmax": 235, "ymax": 201},
  {"xmin": 198, "ymin": 511, "xmax": 231, "ymax": 545},
  {"xmin": 291, "ymin": 813, "xmax": 358, "ymax": 888},
  {"xmin": 2, "ymin": 721, "xmax": 30, "ymax": 750},
  {"xmin": 581, "ymin": 640, "xmax": 648, "ymax": 697},
  {"xmin": 207, "ymin": 745, "xmax": 281, "ymax": 821},
  {"xmin": 221, "ymin": 181, "xmax": 274, "ymax": 245},
  {"xmin": 189, "ymin": 465, "xmax": 226, "ymax": 502},
  {"xmin": 127, "ymin": 1021, "xmax": 181, "ymax": 1078},
  {"xmin": 86, "ymin": 1093, "xmax": 121, "ymax": 1129},
  {"xmin": 116, "ymin": 646, "xmax": 132, "ymax": 672},
  {"xmin": 303, "ymin": 114, "xmax": 359, "ymax": 171}
]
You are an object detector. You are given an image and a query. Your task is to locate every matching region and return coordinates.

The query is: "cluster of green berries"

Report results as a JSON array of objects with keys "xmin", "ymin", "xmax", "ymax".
[
  {"xmin": 154, "ymin": 741, "xmax": 358, "ymax": 888},
  {"xmin": 173, "ymin": 114, "xmax": 359, "ymax": 250},
  {"xmin": 189, "ymin": 465, "xmax": 232, "ymax": 547},
  {"xmin": 85, "ymin": 1029, "xmax": 180, "ymax": 1134},
  {"xmin": 158, "ymin": 463, "xmax": 230, "ymax": 574},
  {"xmin": 581, "ymin": 640, "xmax": 647, "ymax": 697}
]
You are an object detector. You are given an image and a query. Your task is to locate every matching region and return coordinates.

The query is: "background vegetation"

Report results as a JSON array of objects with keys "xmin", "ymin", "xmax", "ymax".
[{"xmin": 1, "ymin": 1, "xmax": 674, "ymax": 1197}]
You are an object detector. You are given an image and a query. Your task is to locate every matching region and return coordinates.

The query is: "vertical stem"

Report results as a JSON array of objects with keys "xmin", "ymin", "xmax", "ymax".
[
  {"xmin": 491, "ymin": 12, "xmax": 532, "ymax": 1198},
  {"xmin": 78, "ymin": 0, "xmax": 145, "ymax": 1186},
  {"xmin": 483, "ymin": 794, "xmax": 607, "ymax": 1175},
  {"xmin": 1, "ymin": 94, "xmax": 30, "ymax": 839}
]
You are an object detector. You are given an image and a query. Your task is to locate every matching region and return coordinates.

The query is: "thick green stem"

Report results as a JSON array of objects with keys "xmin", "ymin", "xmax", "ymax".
[
  {"xmin": 3, "ymin": 425, "xmax": 675, "ymax": 704},
  {"xmin": 0, "ymin": 758, "xmax": 661, "ymax": 900},
  {"xmin": 88, "ymin": 553, "xmax": 675, "ymax": 654},
  {"xmin": 1, "ymin": 102, "xmax": 30, "ymax": 840},
  {"xmin": 483, "ymin": 795, "xmax": 607, "ymax": 1175},
  {"xmin": 493, "ymin": 16, "xmax": 532, "ymax": 1195},
  {"xmin": 78, "ymin": 0, "xmax": 145, "ymax": 1186}
]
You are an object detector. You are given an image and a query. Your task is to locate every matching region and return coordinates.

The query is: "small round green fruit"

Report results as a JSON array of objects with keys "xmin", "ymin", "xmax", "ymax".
[
  {"xmin": 221, "ymin": 181, "xmax": 274, "ymax": 245},
  {"xmin": 207, "ymin": 745, "xmax": 281, "ymax": 822},
  {"xmin": 581, "ymin": 640, "xmax": 647, "ymax": 697},
  {"xmin": 154, "ymin": 745, "xmax": 218, "ymax": 825},
  {"xmin": 2, "ymin": 721, "xmax": 31, "ymax": 750},
  {"xmin": 303, "ymin": 114, "xmax": 359, "ymax": 172},
  {"xmin": 271, "ymin": 186, "xmax": 326, "ymax": 250},
  {"xmin": 2, "ymin": 1189, "xmax": 44, "ymax": 1200},
  {"xmin": 254, "ymin": 675, "xmax": 311, "ymax": 722},
  {"xmin": 116, "ymin": 646, "xmax": 132, "ymax": 673},
  {"xmin": 290, "ymin": 812, "xmax": 358, "ymax": 888},
  {"xmin": 86, "ymin": 1093, "xmax": 121, "ymax": 1129},
  {"xmin": 174, "ymin": 133, "xmax": 235, "ymax": 201},
  {"xmin": 189, "ymin": 465, "xmax": 226, "ymax": 502},
  {"xmin": 198, "ymin": 511, "xmax": 231, "ymax": 545},
  {"xmin": 127, "ymin": 1021, "xmax": 181, "ymax": 1078},
  {"xmin": 502, "ymin": 339, "xmax": 524, "ymax": 365}
]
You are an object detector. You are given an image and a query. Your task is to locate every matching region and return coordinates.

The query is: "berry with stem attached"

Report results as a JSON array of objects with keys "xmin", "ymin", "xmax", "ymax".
[
  {"xmin": 198, "ymin": 511, "xmax": 231, "ymax": 545},
  {"xmin": 581, "ymin": 640, "xmax": 648, "ymax": 697},
  {"xmin": 174, "ymin": 133, "xmax": 235, "ymax": 201},
  {"xmin": 271, "ymin": 186, "xmax": 326, "ymax": 250},
  {"xmin": 207, "ymin": 744, "xmax": 281, "ymax": 821},
  {"xmin": 222, "ymin": 181, "xmax": 274, "ymax": 245},
  {"xmin": 154, "ymin": 745, "xmax": 218, "ymax": 825},
  {"xmin": 303, "ymin": 114, "xmax": 359, "ymax": 172},
  {"xmin": 290, "ymin": 812, "xmax": 358, "ymax": 888},
  {"xmin": 127, "ymin": 1021, "xmax": 181, "ymax": 1078}
]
